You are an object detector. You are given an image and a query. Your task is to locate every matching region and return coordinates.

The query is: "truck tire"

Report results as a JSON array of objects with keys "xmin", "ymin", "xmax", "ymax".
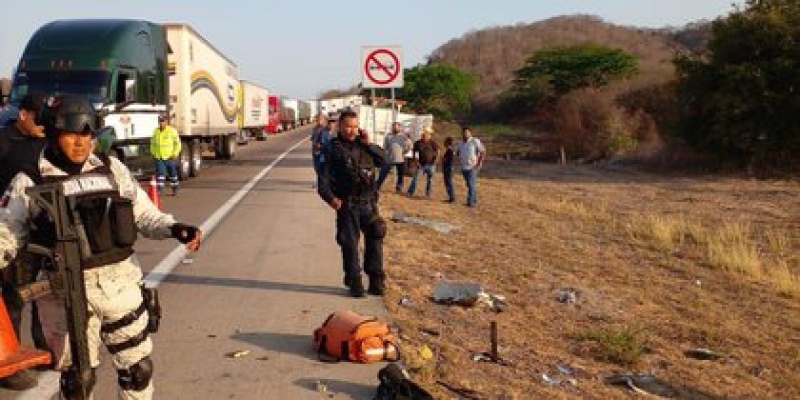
[
  {"xmin": 178, "ymin": 141, "xmax": 192, "ymax": 181},
  {"xmin": 189, "ymin": 140, "xmax": 202, "ymax": 177},
  {"xmin": 221, "ymin": 134, "xmax": 236, "ymax": 160}
]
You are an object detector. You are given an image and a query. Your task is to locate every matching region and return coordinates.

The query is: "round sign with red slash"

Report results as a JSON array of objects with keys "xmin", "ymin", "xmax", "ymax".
[{"xmin": 361, "ymin": 46, "xmax": 404, "ymax": 88}]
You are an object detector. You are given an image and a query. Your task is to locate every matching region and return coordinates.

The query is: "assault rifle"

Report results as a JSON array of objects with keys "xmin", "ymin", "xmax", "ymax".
[{"xmin": 24, "ymin": 183, "xmax": 93, "ymax": 400}]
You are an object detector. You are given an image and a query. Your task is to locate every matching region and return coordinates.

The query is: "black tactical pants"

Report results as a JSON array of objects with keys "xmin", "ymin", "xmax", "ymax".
[{"xmin": 336, "ymin": 202, "xmax": 384, "ymax": 283}]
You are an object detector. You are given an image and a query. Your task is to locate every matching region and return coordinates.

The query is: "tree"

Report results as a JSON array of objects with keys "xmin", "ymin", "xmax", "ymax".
[
  {"xmin": 514, "ymin": 44, "xmax": 639, "ymax": 97},
  {"xmin": 674, "ymin": 0, "xmax": 800, "ymax": 168},
  {"xmin": 397, "ymin": 63, "xmax": 476, "ymax": 120}
]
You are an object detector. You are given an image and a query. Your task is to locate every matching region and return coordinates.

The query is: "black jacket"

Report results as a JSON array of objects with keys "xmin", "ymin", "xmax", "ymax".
[
  {"xmin": 0, "ymin": 124, "xmax": 46, "ymax": 192},
  {"xmin": 318, "ymin": 137, "xmax": 386, "ymax": 204}
]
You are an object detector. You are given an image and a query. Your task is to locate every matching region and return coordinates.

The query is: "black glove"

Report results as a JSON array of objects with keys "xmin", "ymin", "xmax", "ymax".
[{"xmin": 171, "ymin": 223, "xmax": 200, "ymax": 244}]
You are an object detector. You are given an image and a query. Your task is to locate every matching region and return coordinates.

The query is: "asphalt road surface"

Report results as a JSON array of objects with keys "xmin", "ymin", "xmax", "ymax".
[{"xmin": 2, "ymin": 127, "xmax": 388, "ymax": 400}]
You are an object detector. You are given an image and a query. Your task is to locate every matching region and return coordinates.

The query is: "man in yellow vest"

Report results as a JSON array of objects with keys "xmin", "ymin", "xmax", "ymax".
[{"xmin": 150, "ymin": 114, "xmax": 181, "ymax": 196}]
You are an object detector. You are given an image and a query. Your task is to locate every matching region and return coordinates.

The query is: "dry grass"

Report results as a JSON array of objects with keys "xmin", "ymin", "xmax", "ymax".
[
  {"xmin": 705, "ymin": 222, "xmax": 763, "ymax": 277},
  {"xmin": 378, "ymin": 160, "xmax": 800, "ymax": 399}
]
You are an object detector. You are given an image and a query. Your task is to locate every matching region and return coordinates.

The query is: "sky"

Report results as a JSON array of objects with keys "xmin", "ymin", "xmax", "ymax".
[{"xmin": 0, "ymin": 0, "xmax": 744, "ymax": 100}]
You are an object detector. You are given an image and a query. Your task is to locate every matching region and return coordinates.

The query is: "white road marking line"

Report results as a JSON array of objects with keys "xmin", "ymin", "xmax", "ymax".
[{"xmin": 17, "ymin": 137, "xmax": 308, "ymax": 400}]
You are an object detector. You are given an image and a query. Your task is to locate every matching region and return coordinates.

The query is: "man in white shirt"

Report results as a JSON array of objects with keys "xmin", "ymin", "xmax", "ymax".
[{"xmin": 454, "ymin": 127, "xmax": 485, "ymax": 207}]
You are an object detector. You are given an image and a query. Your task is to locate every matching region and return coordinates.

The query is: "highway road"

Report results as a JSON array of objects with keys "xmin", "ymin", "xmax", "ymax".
[{"xmin": 2, "ymin": 127, "xmax": 388, "ymax": 400}]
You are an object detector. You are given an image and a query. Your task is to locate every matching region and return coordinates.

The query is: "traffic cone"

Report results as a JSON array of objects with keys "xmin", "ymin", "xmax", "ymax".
[
  {"xmin": 0, "ymin": 298, "xmax": 52, "ymax": 378},
  {"xmin": 148, "ymin": 175, "xmax": 161, "ymax": 210}
]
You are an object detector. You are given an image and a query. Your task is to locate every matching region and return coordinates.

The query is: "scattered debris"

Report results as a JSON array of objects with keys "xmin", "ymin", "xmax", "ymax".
[
  {"xmin": 555, "ymin": 288, "xmax": 579, "ymax": 304},
  {"xmin": 226, "ymin": 349, "xmax": 250, "ymax": 359},
  {"xmin": 436, "ymin": 380, "xmax": 486, "ymax": 400},
  {"xmin": 316, "ymin": 380, "xmax": 334, "ymax": 398},
  {"xmin": 685, "ymin": 348, "xmax": 723, "ymax": 361},
  {"xmin": 207, "ymin": 334, "xmax": 216, "ymax": 338},
  {"xmin": 433, "ymin": 282, "xmax": 483, "ymax": 306},
  {"xmin": 478, "ymin": 292, "xmax": 509, "ymax": 313},
  {"xmin": 255, "ymin": 356, "xmax": 270, "ymax": 361},
  {"xmin": 392, "ymin": 212, "xmax": 456, "ymax": 234},
  {"xmin": 420, "ymin": 328, "xmax": 440, "ymax": 337},
  {"xmin": 420, "ymin": 345, "xmax": 434, "ymax": 360},
  {"xmin": 541, "ymin": 373, "xmax": 562, "ymax": 386},
  {"xmin": 398, "ymin": 297, "xmax": 415, "ymax": 307},
  {"xmin": 181, "ymin": 258, "xmax": 195, "ymax": 265},
  {"xmin": 604, "ymin": 374, "xmax": 679, "ymax": 398}
]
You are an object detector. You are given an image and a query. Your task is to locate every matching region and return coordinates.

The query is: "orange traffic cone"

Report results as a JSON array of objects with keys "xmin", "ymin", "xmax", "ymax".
[
  {"xmin": 148, "ymin": 175, "xmax": 161, "ymax": 210},
  {"xmin": 0, "ymin": 298, "xmax": 52, "ymax": 378}
]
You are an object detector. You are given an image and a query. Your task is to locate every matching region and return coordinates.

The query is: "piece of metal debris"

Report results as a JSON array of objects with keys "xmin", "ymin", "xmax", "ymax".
[
  {"xmin": 226, "ymin": 350, "xmax": 250, "ymax": 358},
  {"xmin": 392, "ymin": 212, "xmax": 456, "ymax": 234},
  {"xmin": 604, "ymin": 374, "xmax": 679, "ymax": 398},
  {"xmin": 433, "ymin": 282, "xmax": 483, "ymax": 306},
  {"xmin": 555, "ymin": 288, "xmax": 579, "ymax": 304},
  {"xmin": 685, "ymin": 348, "xmax": 723, "ymax": 361}
]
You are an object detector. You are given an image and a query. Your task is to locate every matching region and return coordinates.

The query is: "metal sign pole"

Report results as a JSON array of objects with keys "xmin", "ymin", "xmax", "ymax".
[
  {"xmin": 390, "ymin": 88, "xmax": 397, "ymax": 124},
  {"xmin": 371, "ymin": 88, "xmax": 377, "ymax": 144}
]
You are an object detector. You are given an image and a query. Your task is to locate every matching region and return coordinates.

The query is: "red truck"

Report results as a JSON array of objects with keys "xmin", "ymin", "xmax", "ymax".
[{"xmin": 266, "ymin": 95, "xmax": 298, "ymax": 134}]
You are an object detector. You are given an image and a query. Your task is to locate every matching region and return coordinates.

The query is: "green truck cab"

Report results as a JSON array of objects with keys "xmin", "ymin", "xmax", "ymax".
[{"xmin": 10, "ymin": 19, "xmax": 168, "ymax": 175}]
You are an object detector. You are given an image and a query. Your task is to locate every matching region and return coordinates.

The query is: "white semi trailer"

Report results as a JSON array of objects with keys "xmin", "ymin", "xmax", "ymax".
[
  {"xmin": 239, "ymin": 80, "xmax": 270, "ymax": 141},
  {"xmin": 165, "ymin": 23, "xmax": 241, "ymax": 179}
]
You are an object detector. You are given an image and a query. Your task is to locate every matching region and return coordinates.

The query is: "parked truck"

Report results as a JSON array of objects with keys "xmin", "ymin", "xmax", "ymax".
[
  {"xmin": 239, "ymin": 80, "xmax": 269, "ymax": 141},
  {"xmin": 280, "ymin": 98, "xmax": 299, "ymax": 129},
  {"xmin": 297, "ymin": 100, "xmax": 312, "ymax": 126},
  {"xmin": 8, "ymin": 19, "xmax": 243, "ymax": 180}
]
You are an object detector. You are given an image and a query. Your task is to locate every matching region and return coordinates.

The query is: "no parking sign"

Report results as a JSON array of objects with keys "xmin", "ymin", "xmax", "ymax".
[{"xmin": 361, "ymin": 46, "xmax": 403, "ymax": 89}]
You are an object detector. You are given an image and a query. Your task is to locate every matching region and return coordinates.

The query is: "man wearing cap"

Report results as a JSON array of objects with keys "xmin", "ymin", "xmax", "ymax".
[
  {"xmin": 0, "ymin": 94, "xmax": 202, "ymax": 400},
  {"xmin": 0, "ymin": 92, "xmax": 51, "ymax": 390},
  {"xmin": 150, "ymin": 114, "xmax": 181, "ymax": 196},
  {"xmin": 406, "ymin": 126, "xmax": 439, "ymax": 199}
]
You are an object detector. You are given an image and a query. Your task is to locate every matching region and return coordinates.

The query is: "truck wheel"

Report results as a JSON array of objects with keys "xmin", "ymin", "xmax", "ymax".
[
  {"xmin": 221, "ymin": 134, "xmax": 236, "ymax": 160},
  {"xmin": 189, "ymin": 140, "xmax": 202, "ymax": 177},
  {"xmin": 178, "ymin": 142, "xmax": 192, "ymax": 181}
]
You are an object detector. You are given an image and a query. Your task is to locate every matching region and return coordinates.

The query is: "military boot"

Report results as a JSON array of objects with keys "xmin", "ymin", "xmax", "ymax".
[
  {"xmin": 348, "ymin": 276, "xmax": 366, "ymax": 298},
  {"xmin": 368, "ymin": 276, "xmax": 386, "ymax": 296}
]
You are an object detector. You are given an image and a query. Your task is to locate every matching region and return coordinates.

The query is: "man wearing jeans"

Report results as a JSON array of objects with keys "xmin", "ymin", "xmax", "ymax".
[
  {"xmin": 406, "ymin": 126, "xmax": 438, "ymax": 198},
  {"xmin": 455, "ymin": 127, "xmax": 485, "ymax": 207},
  {"xmin": 376, "ymin": 122, "xmax": 412, "ymax": 192},
  {"xmin": 150, "ymin": 115, "xmax": 181, "ymax": 196}
]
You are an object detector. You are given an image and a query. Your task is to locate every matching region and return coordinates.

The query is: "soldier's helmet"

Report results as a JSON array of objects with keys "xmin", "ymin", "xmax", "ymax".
[{"xmin": 45, "ymin": 93, "xmax": 98, "ymax": 138}]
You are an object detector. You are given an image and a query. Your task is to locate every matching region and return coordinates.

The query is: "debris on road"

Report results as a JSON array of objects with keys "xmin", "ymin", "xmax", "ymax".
[
  {"xmin": 181, "ymin": 257, "xmax": 195, "ymax": 265},
  {"xmin": 604, "ymin": 373, "xmax": 679, "ymax": 398},
  {"xmin": 226, "ymin": 349, "xmax": 250, "ymax": 359},
  {"xmin": 436, "ymin": 380, "xmax": 486, "ymax": 400},
  {"xmin": 316, "ymin": 380, "xmax": 334, "ymax": 398},
  {"xmin": 398, "ymin": 297, "xmax": 415, "ymax": 307},
  {"xmin": 433, "ymin": 281, "xmax": 483, "ymax": 306},
  {"xmin": 433, "ymin": 281, "xmax": 509, "ymax": 312},
  {"xmin": 555, "ymin": 288, "xmax": 579, "ymax": 304},
  {"xmin": 685, "ymin": 348, "xmax": 723, "ymax": 361},
  {"xmin": 392, "ymin": 212, "xmax": 456, "ymax": 234}
]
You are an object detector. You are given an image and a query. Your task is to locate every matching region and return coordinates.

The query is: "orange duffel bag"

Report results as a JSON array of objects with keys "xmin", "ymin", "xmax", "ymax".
[{"xmin": 313, "ymin": 310, "xmax": 399, "ymax": 363}]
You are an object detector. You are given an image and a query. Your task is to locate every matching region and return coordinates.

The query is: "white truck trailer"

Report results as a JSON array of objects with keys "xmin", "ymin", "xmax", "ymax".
[
  {"xmin": 165, "ymin": 23, "xmax": 242, "ymax": 178},
  {"xmin": 239, "ymin": 80, "xmax": 270, "ymax": 141}
]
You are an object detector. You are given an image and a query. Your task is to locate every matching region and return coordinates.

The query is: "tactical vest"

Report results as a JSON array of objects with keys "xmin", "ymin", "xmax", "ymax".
[
  {"xmin": 29, "ymin": 154, "xmax": 137, "ymax": 269},
  {"xmin": 328, "ymin": 138, "xmax": 377, "ymax": 203}
]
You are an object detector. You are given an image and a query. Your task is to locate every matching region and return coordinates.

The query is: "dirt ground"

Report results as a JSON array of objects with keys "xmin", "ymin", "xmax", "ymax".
[{"xmin": 376, "ymin": 160, "xmax": 800, "ymax": 399}]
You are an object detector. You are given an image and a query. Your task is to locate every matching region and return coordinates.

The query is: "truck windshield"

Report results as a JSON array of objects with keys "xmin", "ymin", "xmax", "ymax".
[{"xmin": 10, "ymin": 70, "xmax": 109, "ymax": 106}]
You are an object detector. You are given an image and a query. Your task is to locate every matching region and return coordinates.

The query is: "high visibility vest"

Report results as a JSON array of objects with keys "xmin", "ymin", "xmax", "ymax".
[{"xmin": 150, "ymin": 126, "xmax": 181, "ymax": 160}]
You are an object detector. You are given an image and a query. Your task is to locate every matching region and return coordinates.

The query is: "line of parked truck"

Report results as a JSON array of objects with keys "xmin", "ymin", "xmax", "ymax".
[{"xmin": 4, "ymin": 19, "xmax": 368, "ymax": 180}]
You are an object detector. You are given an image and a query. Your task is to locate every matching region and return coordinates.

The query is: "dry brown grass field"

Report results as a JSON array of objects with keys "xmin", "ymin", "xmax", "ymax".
[{"xmin": 377, "ymin": 160, "xmax": 799, "ymax": 399}]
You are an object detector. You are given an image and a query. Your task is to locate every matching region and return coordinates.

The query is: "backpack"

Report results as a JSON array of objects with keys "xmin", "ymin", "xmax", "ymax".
[{"xmin": 313, "ymin": 310, "xmax": 399, "ymax": 363}]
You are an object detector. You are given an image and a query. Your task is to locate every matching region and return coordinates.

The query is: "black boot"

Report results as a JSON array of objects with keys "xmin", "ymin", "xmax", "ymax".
[
  {"xmin": 348, "ymin": 277, "xmax": 366, "ymax": 298},
  {"xmin": 368, "ymin": 276, "xmax": 386, "ymax": 296}
]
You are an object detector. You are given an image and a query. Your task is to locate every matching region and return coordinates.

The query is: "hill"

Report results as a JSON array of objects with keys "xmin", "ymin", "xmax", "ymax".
[{"xmin": 428, "ymin": 15, "xmax": 710, "ymax": 112}]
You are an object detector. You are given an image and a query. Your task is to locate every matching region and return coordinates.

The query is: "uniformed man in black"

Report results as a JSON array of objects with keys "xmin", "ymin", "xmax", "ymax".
[
  {"xmin": 318, "ymin": 110, "xmax": 387, "ymax": 297},
  {"xmin": 0, "ymin": 92, "xmax": 50, "ymax": 391}
]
